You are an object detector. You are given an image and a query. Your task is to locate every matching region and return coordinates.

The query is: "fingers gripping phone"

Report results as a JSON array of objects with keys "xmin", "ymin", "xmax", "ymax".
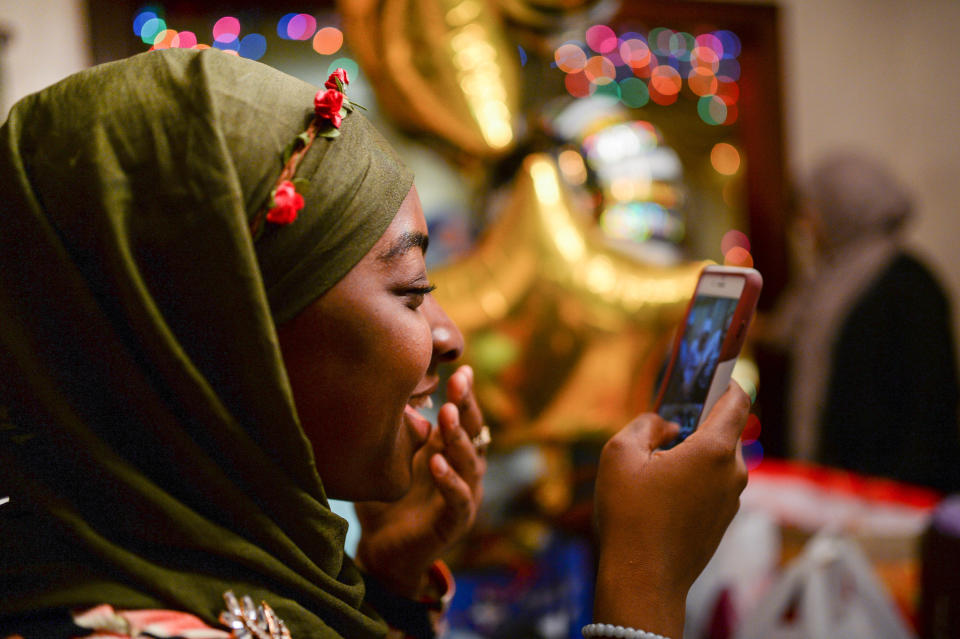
[{"xmin": 654, "ymin": 265, "xmax": 762, "ymax": 444}]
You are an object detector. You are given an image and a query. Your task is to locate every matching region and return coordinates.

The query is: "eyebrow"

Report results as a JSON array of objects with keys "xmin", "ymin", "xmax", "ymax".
[{"xmin": 377, "ymin": 231, "xmax": 429, "ymax": 262}]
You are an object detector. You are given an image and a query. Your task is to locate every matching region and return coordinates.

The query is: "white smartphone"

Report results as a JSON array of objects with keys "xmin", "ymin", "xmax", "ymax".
[{"xmin": 654, "ymin": 265, "xmax": 762, "ymax": 444}]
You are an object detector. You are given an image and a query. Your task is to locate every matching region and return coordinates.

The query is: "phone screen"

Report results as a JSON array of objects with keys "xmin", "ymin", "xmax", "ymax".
[{"xmin": 658, "ymin": 286, "xmax": 742, "ymax": 441}]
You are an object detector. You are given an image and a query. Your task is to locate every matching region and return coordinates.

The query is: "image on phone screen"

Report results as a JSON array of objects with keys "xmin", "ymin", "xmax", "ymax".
[{"xmin": 658, "ymin": 294, "xmax": 740, "ymax": 441}]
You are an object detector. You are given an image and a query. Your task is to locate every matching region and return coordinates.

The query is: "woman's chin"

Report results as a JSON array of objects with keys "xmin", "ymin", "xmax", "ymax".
[
  {"xmin": 327, "ymin": 453, "xmax": 415, "ymax": 502},
  {"xmin": 377, "ymin": 477, "xmax": 412, "ymax": 502},
  {"xmin": 327, "ymin": 477, "xmax": 409, "ymax": 503},
  {"xmin": 351, "ymin": 470, "xmax": 412, "ymax": 502}
]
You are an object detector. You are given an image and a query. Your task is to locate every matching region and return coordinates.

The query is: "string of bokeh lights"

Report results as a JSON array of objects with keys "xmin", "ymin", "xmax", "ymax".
[
  {"xmin": 555, "ymin": 24, "xmax": 742, "ymax": 127},
  {"xmin": 133, "ymin": 7, "xmax": 353, "ymax": 78}
]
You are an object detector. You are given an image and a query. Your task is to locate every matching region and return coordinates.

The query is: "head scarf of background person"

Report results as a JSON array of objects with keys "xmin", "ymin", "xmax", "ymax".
[{"xmin": 0, "ymin": 48, "xmax": 485, "ymax": 637}]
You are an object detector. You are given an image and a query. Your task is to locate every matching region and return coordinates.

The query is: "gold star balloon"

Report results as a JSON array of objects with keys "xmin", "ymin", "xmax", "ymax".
[
  {"xmin": 339, "ymin": 0, "xmax": 521, "ymax": 159},
  {"xmin": 431, "ymin": 153, "xmax": 706, "ymax": 444}
]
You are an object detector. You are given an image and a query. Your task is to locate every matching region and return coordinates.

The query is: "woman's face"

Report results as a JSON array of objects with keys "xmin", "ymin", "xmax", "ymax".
[{"xmin": 276, "ymin": 186, "xmax": 463, "ymax": 501}]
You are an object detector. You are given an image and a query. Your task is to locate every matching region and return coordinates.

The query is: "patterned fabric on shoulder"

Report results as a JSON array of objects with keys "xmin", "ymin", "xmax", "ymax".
[{"xmin": 71, "ymin": 604, "xmax": 229, "ymax": 638}]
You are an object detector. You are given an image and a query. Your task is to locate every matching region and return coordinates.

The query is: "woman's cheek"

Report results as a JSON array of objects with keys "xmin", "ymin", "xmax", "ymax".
[{"xmin": 410, "ymin": 317, "xmax": 434, "ymax": 374}]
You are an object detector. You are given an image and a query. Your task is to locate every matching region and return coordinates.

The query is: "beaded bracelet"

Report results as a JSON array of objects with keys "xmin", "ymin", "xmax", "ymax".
[{"xmin": 581, "ymin": 623, "xmax": 673, "ymax": 639}]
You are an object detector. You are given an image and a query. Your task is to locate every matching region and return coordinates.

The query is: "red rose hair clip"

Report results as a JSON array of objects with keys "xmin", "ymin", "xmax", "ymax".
[{"xmin": 249, "ymin": 68, "xmax": 363, "ymax": 239}]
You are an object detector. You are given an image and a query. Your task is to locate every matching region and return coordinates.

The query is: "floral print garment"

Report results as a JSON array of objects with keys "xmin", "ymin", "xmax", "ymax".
[{"xmin": 71, "ymin": 604, "xmax": 230, "ymax": 639}]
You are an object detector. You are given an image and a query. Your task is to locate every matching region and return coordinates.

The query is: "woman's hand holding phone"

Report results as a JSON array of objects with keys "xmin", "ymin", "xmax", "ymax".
[
  {"xmin": 654, "ymin": 265, "xmax": 762, "ymax": 444},
  {"xmin": 592, "ymin": 384, "xmax": 751, "ymax": 638}
]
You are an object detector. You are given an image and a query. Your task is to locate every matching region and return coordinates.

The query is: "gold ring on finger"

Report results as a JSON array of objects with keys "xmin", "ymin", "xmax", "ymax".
[{"xmin": 471, "ymin": 425, "xmax": 491, "ymax": 454}]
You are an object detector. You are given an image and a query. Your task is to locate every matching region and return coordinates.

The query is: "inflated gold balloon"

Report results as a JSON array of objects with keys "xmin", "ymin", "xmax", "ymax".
[
  {"xmin": 495, "ymin": 0, "xmax": 615, "ymax": 40},
  {"xmin": 339, "ymin": 0, "xmax": 520, "ymax": 158},
  {"xmin": 431, "ymin": 153, "xmax": 706, "ymax": 444}
]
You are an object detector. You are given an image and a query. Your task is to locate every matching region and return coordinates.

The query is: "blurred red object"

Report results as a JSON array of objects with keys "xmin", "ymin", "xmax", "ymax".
[{"xmin": 741, "ymin": 457, "xmax": 943, "ymax": 630}]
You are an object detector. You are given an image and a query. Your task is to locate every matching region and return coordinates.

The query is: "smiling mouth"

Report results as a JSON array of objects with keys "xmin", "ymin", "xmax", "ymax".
[
  {"xmin": 404, "ymin": 394, "xmax": 434, "ymax": 444},
  {"xmin": 408, "ymin": 395, "xmax": 434, "ymax": 411}
]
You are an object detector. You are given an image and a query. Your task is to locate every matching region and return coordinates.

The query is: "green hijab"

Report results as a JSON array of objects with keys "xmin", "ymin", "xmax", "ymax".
[{"xmin": 0, "ymin": 49, "xmax": 413, "ymax": 637}]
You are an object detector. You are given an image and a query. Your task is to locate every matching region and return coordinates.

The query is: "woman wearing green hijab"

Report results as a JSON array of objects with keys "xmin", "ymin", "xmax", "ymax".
[{"xmin": 0, "ymin": 49, "xmax": 751, "ymax": 639}]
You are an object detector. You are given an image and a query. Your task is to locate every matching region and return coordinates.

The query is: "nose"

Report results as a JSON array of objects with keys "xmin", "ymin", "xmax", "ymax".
[{"xmin": 423, "ymin": 294, "xmax": 463, "ymax": 365}]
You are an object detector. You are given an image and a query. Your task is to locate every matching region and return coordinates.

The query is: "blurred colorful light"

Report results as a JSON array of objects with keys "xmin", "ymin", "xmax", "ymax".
[
  {"xmin": 290, "ymin": 13, "xmax": 317, "ymax": 41},
  {"xmin": 585, "ymin": 25, "xmax": 618, "ymax": 54},
  {"xmin": 152, "ymin": 29, "xmax": 179, "ymax": 49},
  {"xmin": 711, "ymin": 142, "xmax": 741, "ymax": 175},
  {"xmin": 564, "ymin": 71, "xmax": 594, "ymax": 98},
  {"xmin": 691, "ymin": 46, "xmax": 720, "ymax": 73},
  {"xmin": 668, "ymin": 31, "xmax": 694, "ymax": 60},
  {"xmin": 698, "ymin": 95, "xmax": 727, "ymax": 125},
  {"xmin": 133, "ymin": 10, "xmax": 159, "ymax": 37},
  {"xmin": 716, "ymin": 77, "xmax": 740, "ymax": 103},
  {"xmin": 715, "ymin": 30, "xmax": 742, "ymax": 58},
  {"xmin": 139, "ymin": 17, "xmax": 166, "ymax": 45},
  {"xmin": 213, "ymin": 38, "xmax": 240, "ymax": 53},
  {"xmin": 604, "ymin": 48, "xmax": 625, "ymax": 68},
  {"xmin": 688, "ymin": 67, "xmax": 718, "ymax": 97},
  {"xmin": 742, "ymin": 414, "xmax": 762, "ymax": 444},
  {"xmin": 724, "ymin": 246, "xmax": 753, "ymax": 268},
  {"xmin": 555, "ymin": 43, "xmax": 587, "ymax": 73},
  {"xmin": 719, "ymin": 213, "xmax": 753, "ymax": 267},
  {"xmin": 721, "ymin": 101, "xmax": 739, "ymax": 125},
  {"xmin": 552, "ymin": 25, "xmax": 742, "ymax": 126},
  {"xmin": 326, "ymin": 58, "xmax": 360, "ymax": 84},
  {"xmin": 277, "ymin": 13, "xmax": 295, "ymax": 39},
  {"xmin": 583, "ymin": 55, "xmax": 616, "ymax": 85},
  {"xmin": 619, "ymin": 77, "xmax": 650, "ymax": 108},
  {"xmin": 619, "ymin": 38, "xmax": 651, "ymax": 70},
  {"xmin": 594, "ymin": 81, "xmax": 621, "ymax": 100},
  {"xmin": 720, "ymin": 229, "xmax": 751, "ymax": 255},
  {"xmin": 649, "ymin": 86, "xmax": 678, "ymax": 106},
  {"xmin": 743, "ymin": 440, "xmax": 764, "ymax": 471},
  {"xmin": 177, "ymin": 30, "xmax": 197, "ymax": 48},
  {"xmin": 312, "ymin": 26, "xmax": 343, "ymax": 55},
  {"xmin": 238, "ymin": 33, "xmax": 267, "ymax": 60},
  {"xmin": 278, "ymin": 13, "xmax": 317, "ymax": 41},
  {"xmin": 650, "ymin": 65, "xmax": 681, "ymax": 96},
  {"xmin": 695, "ymin": 33, "xmax": 723, "ymax": 57},
  {"xmin": 649, "ymin": 28, "xmax": 671, "ymax": 55},
  {"xmin": 717, "ymin": 58, "xmax": 741, "ymax": 81},
  {"xmin": 212, "ymin": 16, "xmax": 241, "ymax": 44},
  {"xmin": 558, "ymin": 149, "xmax": 588, "ymax": 185},
  {"xmin": 600, "ymin": 201, "xmax": 685, "ymax": 244}
]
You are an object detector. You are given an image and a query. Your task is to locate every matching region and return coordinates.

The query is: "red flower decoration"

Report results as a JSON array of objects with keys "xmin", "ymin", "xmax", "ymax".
[
  {"xmin": 325, "ymin": 68, "xmax": 350, "ymax": 90},
  {"xmin": 314, "ymin": 88, "xmax": 345, "ymax": 128},
  {"xmin": 266, "ymin": 180, "xmax": 304, "ymax": 225}
]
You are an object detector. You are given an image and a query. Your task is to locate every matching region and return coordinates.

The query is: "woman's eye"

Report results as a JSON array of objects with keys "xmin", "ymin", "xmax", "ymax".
[{"xmin": 403, "ymin": 285, "xmax": 436, "ymax": 309}]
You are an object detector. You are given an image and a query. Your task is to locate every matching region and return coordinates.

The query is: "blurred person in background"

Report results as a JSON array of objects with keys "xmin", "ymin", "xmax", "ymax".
[{"xmin": 762, "ymin": 150, "xmax": 960, "ymax": 492}]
